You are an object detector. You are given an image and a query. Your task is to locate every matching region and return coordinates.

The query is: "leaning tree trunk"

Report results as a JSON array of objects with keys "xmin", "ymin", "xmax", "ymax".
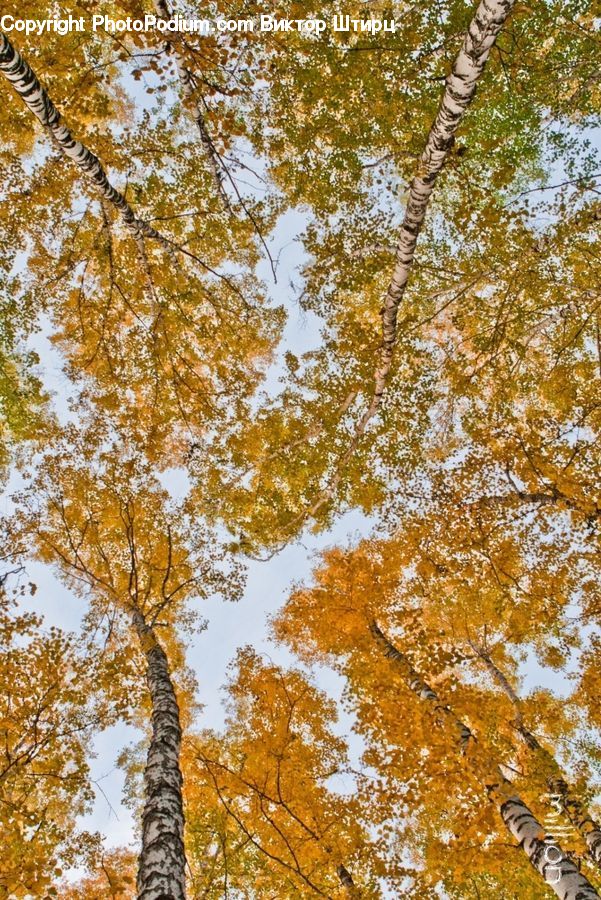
[
  {"xmin": 550, "ymin": 779, "xmax": 601, "ymax": 870},
  {"xmin": 376, "ymin": 0, "xmax": 516, "ymax": 405},
  {"xmin": 305, "ymin": 0, "xmax": 517, "ymax": 523},
  {"xmin": 500, "ymin": 795, "xmax": 601, "ymax": 899},
  {"xmin": 0, "ymin": 32, "xmax": 173, "ymax": 247},
  {"xmin": 369, "ymin": 620, "xmax": 474, "ymax": 750},
  {"xmin": 369, "ymin": 621, "xmax": 600, "ymax": 898},
  {"xmin": 471, "ymin": 644, "xmax": 601, "ymax": 871},
  {"xmin": 133, "ymin": 610, "xmax": 186, "ymax": 900}
]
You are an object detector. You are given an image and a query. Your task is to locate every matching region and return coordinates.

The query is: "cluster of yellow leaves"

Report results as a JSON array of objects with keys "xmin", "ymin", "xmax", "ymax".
[
  {"xmin": 0, "ymin": 583, "xmax": 99, "ymax": 898},
  {"xmin": 183, "ymin": 648, "xmax": 383, "ymax": 897},
  {"xmin": 273, "ymin": 502, "xmax": 601, "ymax": 893},
  {"xmin": 59, "ymin": 847, "xmax": 136, "ymax": 900}
]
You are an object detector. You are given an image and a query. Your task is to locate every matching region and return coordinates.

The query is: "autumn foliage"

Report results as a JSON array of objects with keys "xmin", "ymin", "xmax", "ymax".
[{"xmin": 1, "ymin": 1, "xmax": 601, "ymax": 897}]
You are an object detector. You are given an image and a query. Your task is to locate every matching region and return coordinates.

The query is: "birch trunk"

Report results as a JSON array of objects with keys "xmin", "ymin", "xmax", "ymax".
[
  {"xmin": 501, "ymin": 796, "xmax": 600, "ymax": 900},
  {"xmin": 133, "ymin": 610, "xmax": 186, "ymax": 900},
  {"xmin": 550, "ymin": 779, "xmax": 601, "ymax": 870},
  {"xmin": 369, "ymin": 621, "xmax": 600, "ymax": 898},
  {"xmin": 369, "ymin": 621, "xmax": 473, "ymax": 750},
  {"xmin": 304, "ymin": 0, "xmax": 517, "ymax": 524},
  {"xmin": 375, "ymin": 0, "xmax": 516, "ymax": 406},
  {"xmin": 0, "ymin": 33, "xmax": 172, "ymax": 247},
  {"xmin": 152, "ymin": 0, "xmax": 229, "ymax": 205},
  {"xmin": 473, "ymin": 644, "xmax": 601, "ymax": 870}
]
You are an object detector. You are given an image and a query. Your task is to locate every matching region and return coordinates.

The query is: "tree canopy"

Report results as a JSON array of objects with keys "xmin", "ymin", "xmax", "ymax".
[{"xmin": 1, "ymin": 1, "xmax": 600, "ymax": 897}]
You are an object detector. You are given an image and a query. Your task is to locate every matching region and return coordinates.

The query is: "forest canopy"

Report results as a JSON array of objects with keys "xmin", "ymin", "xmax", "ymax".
[{"xmin": 1, "ymin": 1, "xmax": 600, "ymax": 897}]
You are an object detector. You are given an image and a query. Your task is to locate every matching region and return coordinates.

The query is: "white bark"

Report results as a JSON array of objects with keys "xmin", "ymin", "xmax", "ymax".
[
  {"xmin": 473, "ymin": 644, "xmax": 601, "ymax": 871},
  {"xmin": 370, "ymin": 620, "xmax": 473, "ymax": 750},
  {"xmin": 0, "ymin": 32, "xmax": 174, "ymax": 247},
  {"xmin": 305, "ymin": 0, "xmax": 517, "ymax": 523},
  {"xmin": 371, "ymin": 621, "xmax": 600, "ymax": 898},
  {"xmin": 377, "ymin": 0, "xmax": 516, "ymax": 390},
  {"xmin": 501, "ymin": 796, "xmax": 600, "ymax": 899},
  {"xmin": 550, "ymin": 780, "xmax": 601, "ymax": 869},
  {"xmin": 133, "ymin": 610, "xmax": 186, "ymax": 900}
]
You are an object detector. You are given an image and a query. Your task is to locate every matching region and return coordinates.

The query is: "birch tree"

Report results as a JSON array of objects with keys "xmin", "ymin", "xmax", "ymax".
[
  {"xmin": 1, "ymin": 0, "xmax": 600, "ymax": 894},
  {"xmin": 274, "ymin": 543, "xmax": 601, "ymax": 896},
  {"xmin": 188, "ymin": 2, "xmax": 601, "ymax": 551},
  {"xmin": 13, "ymin": 430, "xmax": 244, "ymax": 899},
  {"xmin": 369, "ymin": 620, "xmax": 599, "ymax": 899},
  {"xmin": 469, "ymin": 645, "xmax": 601, "ymax": 871},
  {"xmin": 0, "ymin": 29, "xmax": 281, "ymax": 463},
  {"xmin": 0, "ymin": 32, "xmax": 173, "ymax": 248}
]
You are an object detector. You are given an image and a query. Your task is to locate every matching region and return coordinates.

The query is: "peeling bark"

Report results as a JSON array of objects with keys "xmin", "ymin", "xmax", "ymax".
[
  {"xmin": 370, "ymin": 621, "xmax": 600, "ymax": 898},
  {"xmin": 133, "ymin": 610, "xmax": 186, "ymax": 900}
]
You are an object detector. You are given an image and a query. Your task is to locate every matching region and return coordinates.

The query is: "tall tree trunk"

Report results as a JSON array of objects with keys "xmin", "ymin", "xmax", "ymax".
[
  {"xmin": 471, "ymin": 643, "xmax": 601, "ymax": 870},
  {"xmin": 550, "ymin": 779, "xmax": 601, "ymax": 870},
  {"xmin": 369, "ymin": 621, "xmax": 600, "ymax": 898},
  {"xmin": 0, "ymin": 33, "xmax": 174, "ymax": 248},
  {"xmin": 152, "ymin": 0, "xmax": 229, "ymax": 206},
  {"xmin": 306, "ymin": 0, "xmax": 517, "ymax": 523},
  {"xmin": 500, "ymin": 795, "xmax": 600, "ymax": 899},
  {"xmin": 376, "ymin": 0, "xmax": 516, "ymax": 396},
  {"xmin": 133, "ymin": 610, "xmax": 186, "ymax": 900},
  {"xmin": 370, "ymin": 620, "xmax": 473, "ymax": 750}
]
